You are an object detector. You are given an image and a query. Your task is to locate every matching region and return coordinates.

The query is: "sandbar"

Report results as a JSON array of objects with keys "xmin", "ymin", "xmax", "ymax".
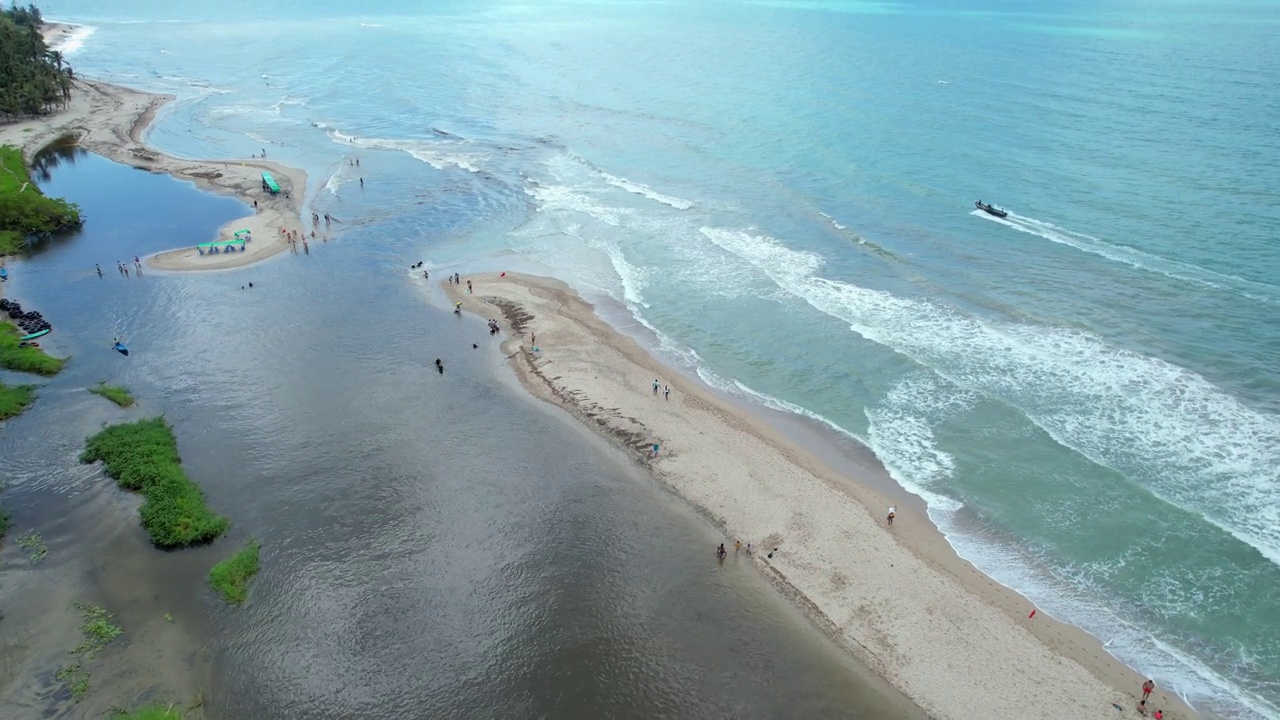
[{"xmin": 445, "ymin": 273, "xmax": 1197, "ymax": 720}]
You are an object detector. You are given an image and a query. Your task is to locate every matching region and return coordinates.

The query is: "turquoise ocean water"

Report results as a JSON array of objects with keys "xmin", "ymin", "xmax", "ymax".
[{"xmin": 40, "ymin": 1, "xmax": 1280, "ymax": 716}]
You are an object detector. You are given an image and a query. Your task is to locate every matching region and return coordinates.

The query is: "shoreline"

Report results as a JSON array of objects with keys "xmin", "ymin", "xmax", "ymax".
[
  {"xmin": 0, "ymin": 23, "xmax": 308, "ymax": 272},
  {"xmin": 445, "ymin": 273, "xmax": 1197, "ymax": 720}
]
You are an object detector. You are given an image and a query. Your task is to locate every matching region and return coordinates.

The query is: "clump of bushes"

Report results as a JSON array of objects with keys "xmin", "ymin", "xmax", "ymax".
[
  {"xmin": 0, "ymin": 323, "xmax": 65, "ymax": 375},
  {"xmin": 0, "ymin": 379, "xmax": 35, "ymax": 419},
  {"xmin": 81, "ymin": 418, "xmax": 228, "ymax": 548},
  {"xmin": 114, "ymin": 705, "xmax": 187, "ymax": 719},
  {"xmin": 88, "ymin": 382, "xmax": 134, "ymax": 407},
  {"xmin": 209, "ymin": 538, "xmax": 261, "ymax": 604}
]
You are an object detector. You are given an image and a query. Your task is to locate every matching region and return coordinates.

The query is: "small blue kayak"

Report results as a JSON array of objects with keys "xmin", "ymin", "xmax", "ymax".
[{"xmin": 113, "ymin": 342, "xmax": 129, "ymax": 356}]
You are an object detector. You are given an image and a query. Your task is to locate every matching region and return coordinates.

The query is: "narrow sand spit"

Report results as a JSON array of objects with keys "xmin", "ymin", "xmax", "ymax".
[
  {"xmin": 0, "ymin": 57, "xmax": 306, "ymax": 272},
  {"xmin": 444, "ymin": 273, "xmax": 1197, "ymax": 720}
]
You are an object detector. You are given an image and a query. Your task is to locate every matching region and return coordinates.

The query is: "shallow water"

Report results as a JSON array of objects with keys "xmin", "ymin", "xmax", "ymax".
[
  {"xmin": 29, "ymin": 0, "xmax": 1280, "ymax": 715},
  {"xmin": 0, "ymin": 153, "xmax": 921, "ymax": 718}
]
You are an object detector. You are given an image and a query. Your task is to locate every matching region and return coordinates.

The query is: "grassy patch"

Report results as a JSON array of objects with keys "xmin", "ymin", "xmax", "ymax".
[
  {"xmin": 89, "ymin": 382, "xmax": 135, "ymax": 408},
  {"xmin": 81, "ymin": 418, "xmax": 229, "ymax": 548},
  {"xmin": 209, "ymin": 539, "xmax": 261, "ymax": 605},
  {"xmin": 0, "ymin": 145, "xmax": 82, "ymax": 255},
  {"xmin": 0, "ymin": 322, "xmax": 65, "ymax": 375},
  {"xmin": 0, "ymin": 504, "xmax": 10, "ymax": 542},
  {"xmin": 114, "ymin": 706, "xmax": 187, "ymax": 720},
  {"xmin": 58, "ymin": 603, "xmax": 123, "ymax": 701},
  {"xmin": 15, "ymin": 530, "xmax": 46, "ymax": 562},
  {"xmin": 0, "ymin": 379, "xmax": 36, "ymax": 420}
]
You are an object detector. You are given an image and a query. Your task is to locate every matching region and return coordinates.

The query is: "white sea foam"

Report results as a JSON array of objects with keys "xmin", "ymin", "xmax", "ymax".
[
  {"xmin": 699, "ymin": 226, "xmax": 1280, "ymax": 570},
  {"xmin": 599, "ymin": 172, "xmax": 693, "ymax": 210},
  {"xmin": 975, "ymin": 210, "xmax": 1280, "ymax": 304},
  {"xmin": 47, "ymin": 23, "xmax": 96, "ymax": 55},
  {"xmin": 319, "ymin": 125, "xmax": 487, "ymax": 173},
  {"xmin": 523, "ymin": 183, "xmax": 632, "ymax": 227},
  {"xmin": 818, "ymin": 211, "xmax": 848, "ymax": 230},
  {"xmin": 864, "ymin": 377, "xmax": 972, "ymax": 514}
]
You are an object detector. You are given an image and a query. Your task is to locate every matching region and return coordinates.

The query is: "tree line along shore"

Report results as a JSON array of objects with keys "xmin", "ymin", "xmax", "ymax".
[{"xmin": 1, "ymin": 4, "xmax": 82, "ymax": 254}]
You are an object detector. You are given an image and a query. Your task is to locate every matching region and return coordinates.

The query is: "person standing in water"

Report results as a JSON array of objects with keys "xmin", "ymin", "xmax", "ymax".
[
  {"xmin": 95, "ymin": 264, "xmax": 102, "ymax": 277},
  {"xmin": 716, "ymin": 544, "xmax": 727, "ymax": 561}
]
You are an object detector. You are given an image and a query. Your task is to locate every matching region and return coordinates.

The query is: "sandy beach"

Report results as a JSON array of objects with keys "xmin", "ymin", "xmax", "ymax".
[
  {"xmin": 0, "ymin": 24, "xmax": 307, "ymax": 272},
  {"xmin": 445, "ymin": 273, "xmax": 1196, "ymax": 720}
]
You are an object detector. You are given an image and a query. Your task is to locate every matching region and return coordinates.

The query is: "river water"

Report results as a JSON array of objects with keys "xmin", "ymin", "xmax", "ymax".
[{"xmin": 0, "ymin": 150, "xmax": 922, "ymax": 718}]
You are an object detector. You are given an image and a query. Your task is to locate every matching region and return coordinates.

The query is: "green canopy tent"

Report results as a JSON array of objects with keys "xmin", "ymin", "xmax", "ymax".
[
  {"xmin": 261, "ymin": 172, "xmax": 280, "ymax": 194},
  {"xmin": 196, "ymin": 238, "xmax": 247, "ymax": 255}
]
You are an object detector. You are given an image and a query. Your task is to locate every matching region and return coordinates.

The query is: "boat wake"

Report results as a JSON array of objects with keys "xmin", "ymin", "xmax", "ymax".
[{"xmin": 973, "ymin": 210, "xmax": 1280, "ymax": 304}]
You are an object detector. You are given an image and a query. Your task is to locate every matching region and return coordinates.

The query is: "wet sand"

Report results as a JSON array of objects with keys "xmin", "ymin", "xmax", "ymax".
[{"xmin": 444, "ymin": 272, "xmax": 1197, "ymax": 720}]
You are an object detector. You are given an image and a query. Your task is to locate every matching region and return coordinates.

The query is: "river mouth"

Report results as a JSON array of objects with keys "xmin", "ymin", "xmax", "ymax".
[{"xmin": 0, "ymin": 151, "xmax": 922, "ymax": 719}]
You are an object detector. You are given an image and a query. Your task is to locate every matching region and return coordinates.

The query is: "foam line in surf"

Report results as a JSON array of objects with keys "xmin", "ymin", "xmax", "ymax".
[
  {"xmin": 315, "ymin": 122, "xmax": 486, "ymax": 173},
  {"xmin": 698, "ymin": 225, "xmax": 1280, "ymax": 570},
  {"xmin": 46, "ymin": 23, "xmax": 96, "ymax": 54},
  {"xmin": 974, "ymin": 210, "xmax": 1279, "ymax": 304},
  {"xmin": 600, "ymin": 172, "xmax": 694, "ymax": 210}
]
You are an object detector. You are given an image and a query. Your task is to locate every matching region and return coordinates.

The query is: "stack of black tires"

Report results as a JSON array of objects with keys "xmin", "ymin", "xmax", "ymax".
[{"xmin": 0, "ymin": 298, "xmax": 52, "ymax": 335}]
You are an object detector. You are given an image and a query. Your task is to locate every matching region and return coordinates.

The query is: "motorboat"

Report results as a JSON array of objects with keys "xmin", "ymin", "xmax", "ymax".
[{"xmin": 974, "ymin": 200, "xmax": 1008, "ymax": 218}]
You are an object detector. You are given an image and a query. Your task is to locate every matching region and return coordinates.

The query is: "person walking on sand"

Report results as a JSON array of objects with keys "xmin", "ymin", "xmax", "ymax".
[
  {"xmin": 653, "ymin": 379, "xmax": 660, "ymax": 395},
  {"xmin": 1141, "ymin": 679, "xmax": 1155, "ymax": 703},
  {"xmin": 652, "ymin": 442, "xmax": 659, "ymax": 458},
  {"xmin": 734, "ymin": 540, "xmax": 741, "ymax": 553},
  {"xmin": 467, "ymin": 279, "xmax": 472, "ymax": 293},
  {"xmin": 887, "ymin": 506, "xmax": 896, "ymax": 526},
  {"xmin": 664, "ymin": 385, "xmax": 670, "ymax": 401}
]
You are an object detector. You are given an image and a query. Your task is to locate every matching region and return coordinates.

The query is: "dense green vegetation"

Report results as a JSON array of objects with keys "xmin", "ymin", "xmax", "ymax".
[
  {"xmin": 1, "ymin": 317, "xmax": 65, "ymax": 374},
  {"xmin": 209, "ymin": 538, "xmax": 261, "ymax": 604},
  {"xmin": 114, "ymin": 706, "xmax": 188, "ymax": 720},
  {"xmin": 0, "ymin": 4, "xmax": 73, "ymax": 120},
  {"xmin": 0, "ymin": 378, "xmax": 35, "ymax": 419},
  {"xmin": 1, "ymin": 144, "xmax": 82, "ymax": 253},
  {"xmin": 81, "ymin": 418, "xmax": 229, "ymax": 548},
  {"xmin": 0, "ymin": 504, "xmax": 10, "ymax": 542},
  {"xmin": 89, "ymin": 382, "xmax": 134, "ymax": 407}
]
